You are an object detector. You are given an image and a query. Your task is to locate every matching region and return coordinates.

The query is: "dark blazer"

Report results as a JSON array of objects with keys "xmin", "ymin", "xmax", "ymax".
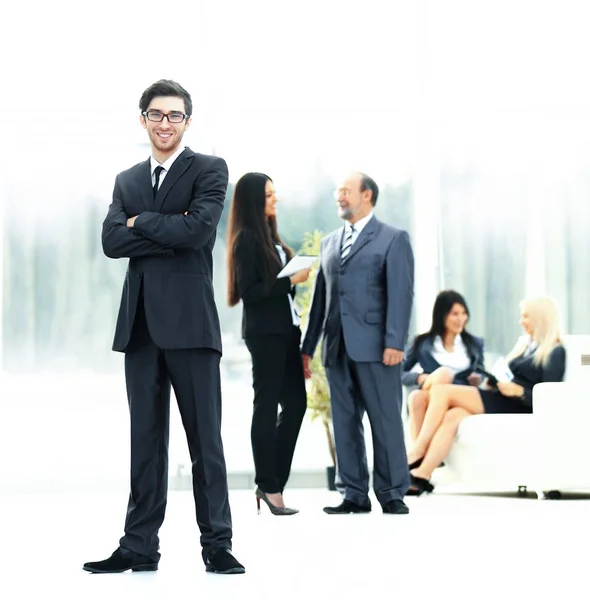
[
  {"xmin": 101, "ymin": 147, "xmax": 227, "ymax": 353},
  {"xmin": 402, "ymin": 335, "xmax": 485, "ymax": 387},
  {"xmin": 301, "ymin": 216, "xmax": 414, "ymax": 365},
  {"xmin": 508, "ymin": 344, "xmax": 566, "ymax": 409},
  {"xmin": 232, "ymin": 229, "xmax": 296, "ymax": 338}
]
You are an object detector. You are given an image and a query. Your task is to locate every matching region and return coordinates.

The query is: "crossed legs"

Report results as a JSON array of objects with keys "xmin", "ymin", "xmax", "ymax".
[
  {"xmin": 406, "ymin": 378, "xmax": 485, "ymax": 482},
  {"xmin": 407, "ymin": 367, "xmax": 454, "ymax": 441}
]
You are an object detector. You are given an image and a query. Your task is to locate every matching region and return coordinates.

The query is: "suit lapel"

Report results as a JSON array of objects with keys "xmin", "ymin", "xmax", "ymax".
[
  {"xmin": 326, "ymin": 228, "xmax": 344, "ymax": 272},
  {"xmin": 341, "ymin": 216, "xmax": 378, "ymax": 265},
  {"xmin": 138, "ymin": 159, "xmax": 154, "ymax": 211},
  {"xmin": 153, "ymin": 148, "xmax": 194, "ymax": 212}
]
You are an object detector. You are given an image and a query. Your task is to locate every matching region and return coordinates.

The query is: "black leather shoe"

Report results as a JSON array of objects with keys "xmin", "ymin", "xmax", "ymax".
[
  {"xmin": 323, "ymin": 499, "xmax": 371, "ymax": 514},
  {"xmin": 382, "ymin": 499, "xmax": 410, "ymax": 514},
  {"xmin": 83, "ymin": 547, "xmax": 158, "ymax": 573},
  {"xmin": 205, "ymin": 549, "xmax": 245, "ymax": 574}
]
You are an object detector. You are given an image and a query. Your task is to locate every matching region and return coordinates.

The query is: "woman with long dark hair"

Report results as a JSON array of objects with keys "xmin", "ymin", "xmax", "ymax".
[
  {"xmin": 227, "ymin": 172, "xmax": 310, "ymax": 515},
  {"xmin": 403, "ymin": 291, "xmax": 485, "ymax": 440},
  {"xmin": 402, "ymin": 290, "xmax": 484, "ymax": 493}
]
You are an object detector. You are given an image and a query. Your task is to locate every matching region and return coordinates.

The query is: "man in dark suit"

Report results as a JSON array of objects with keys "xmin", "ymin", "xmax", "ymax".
[
  {"xmin": 301, "ymin": 172, "xmax": 414, "ymax": 515},
  {"xmin": 83, "ymin": 80, "xmax": 244, "ymax": 575}
]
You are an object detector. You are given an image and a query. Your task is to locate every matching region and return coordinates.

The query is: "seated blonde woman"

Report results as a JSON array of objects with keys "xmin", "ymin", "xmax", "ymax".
[
  {"xmin": 406, "ymin": 296, "xmax": 566, "ymax": 496},
  {"xmin": 403, "ymin": 290, "xmax": 484, "ymax": 452}
]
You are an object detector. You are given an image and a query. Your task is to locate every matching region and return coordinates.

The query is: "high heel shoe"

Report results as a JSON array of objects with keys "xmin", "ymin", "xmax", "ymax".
[
  {"xmin": 409, "ymin": 458, "xmax": 445, "ymax": 471},
  {"xmin": 409, "ymin": 474, "xmax": 435, "ymax": 496},
  {"xmin": 408, "ymin": 457, "xmax": 424, "ymax": 470},
  {"xmin": 255, "ymin": 487, "xmax": 299, "ymax": 515}
]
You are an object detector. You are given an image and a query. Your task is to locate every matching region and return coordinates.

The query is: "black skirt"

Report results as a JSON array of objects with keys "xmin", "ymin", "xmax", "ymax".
[{"xmin": 479, "ymin": 389, "xmax": 531, "ymax": 414}]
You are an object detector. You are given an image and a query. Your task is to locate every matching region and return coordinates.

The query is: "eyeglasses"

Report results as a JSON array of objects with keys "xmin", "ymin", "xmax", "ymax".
[
  {"xmin": 334, "ymin": 188, "xmax": 353, "ymax": 199},
  {"xmin": 142, "ymin": 110, "xmax": 189, "ymax": 123}
]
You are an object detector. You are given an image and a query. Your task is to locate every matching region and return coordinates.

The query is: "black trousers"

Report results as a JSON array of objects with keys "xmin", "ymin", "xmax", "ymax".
[
  {"xmin": 119, "ymin": 294, "xmax": 232, "ymax": 563},
  {"xmin": 245, "ymin": 327, "xmax": 307, "ymax": 494}
]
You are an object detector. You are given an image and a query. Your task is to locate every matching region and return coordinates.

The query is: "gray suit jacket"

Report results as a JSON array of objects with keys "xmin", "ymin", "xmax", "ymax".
[{"xmin": 301, "ymin": 216, "xmax": 414, "ymax": 366}]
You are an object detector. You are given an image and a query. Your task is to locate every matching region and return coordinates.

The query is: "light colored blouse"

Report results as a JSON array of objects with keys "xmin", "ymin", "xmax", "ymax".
[
  {"xmin": 429, "ymin": 335, "xmax": 472, "ymax": 374},
  {"xmin": 275, "ymin": 244, "xmax": 300, "ymax": 327}
]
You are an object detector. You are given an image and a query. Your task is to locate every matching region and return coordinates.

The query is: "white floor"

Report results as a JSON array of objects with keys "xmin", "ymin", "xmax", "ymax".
[
  {"xmin": 2, "ymin": 488, "xmax": 589, "ymax": 599},
  {"xmin": 2, "ymin": 373, "xmax": 588, "ymax": 597}
]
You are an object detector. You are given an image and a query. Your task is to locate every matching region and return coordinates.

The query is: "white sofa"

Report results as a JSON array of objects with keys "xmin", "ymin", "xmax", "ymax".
[{"xmin": 437, "ymin": 335, "xmax": 590, "ymax": 498}]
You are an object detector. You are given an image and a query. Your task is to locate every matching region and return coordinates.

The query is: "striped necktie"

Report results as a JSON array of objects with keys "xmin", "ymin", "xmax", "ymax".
[{"xmin": 341, "ymin": 224, "xmax": 356, "ymax": 261}]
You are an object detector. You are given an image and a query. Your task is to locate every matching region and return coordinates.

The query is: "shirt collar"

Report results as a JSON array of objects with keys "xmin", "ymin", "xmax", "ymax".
[
  {"xmin": 524, "ymin": 336, "xmax": 538, "ymax": 356},
  {"xmin": 433, "ymin": 334, "xmax": 464, "ymax": 349},
  {"xmin": 150, "ymin": 145, "xmax": 186, "ymax": 176},
  {"xmin": 346, "ymin": 211, "xmax": 374, "ymax": 235}
]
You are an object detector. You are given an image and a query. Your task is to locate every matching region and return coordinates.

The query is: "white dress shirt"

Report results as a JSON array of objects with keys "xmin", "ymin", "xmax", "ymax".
[
  {"xmin": 150, "ymin": 145, "xmax": 187, "ymax": 189},
  {"xmin": 343, "ymin": 211, "xmax": 374, "ymax": 249}
]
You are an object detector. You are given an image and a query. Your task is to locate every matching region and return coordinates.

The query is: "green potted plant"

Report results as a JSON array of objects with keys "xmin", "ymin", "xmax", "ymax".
[{"xmin": 297, "ymin": 230, "xmax": 337, "ymax": 490}]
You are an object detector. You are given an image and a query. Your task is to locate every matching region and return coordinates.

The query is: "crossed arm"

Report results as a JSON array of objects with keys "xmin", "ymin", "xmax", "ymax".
[
  {"xmin": 101, "ymin": 179, "xmax": 174, "ymax": 259},
  {"xmin": 130, "ymin": 158, "xmax": 227, "ymax": 250},
  {"xmin": 101, "ymin": 158, "xmax": 228, "ymax": 259}
]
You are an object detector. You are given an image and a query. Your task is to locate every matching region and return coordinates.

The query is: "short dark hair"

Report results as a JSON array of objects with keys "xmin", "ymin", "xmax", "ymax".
[
  {"xmin": 138, "ymin": 79, "xmax": 193, "ymax": 116},
  {"xmin": 359, "ymin": 172, "xmax": 379, "ymax": 206}
]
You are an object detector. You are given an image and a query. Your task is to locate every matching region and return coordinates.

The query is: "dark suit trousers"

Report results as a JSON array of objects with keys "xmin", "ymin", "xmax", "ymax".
[
  {"xmin": 325, "ymin": 335, "xmax": 410, "ymax": 505},
  {"xmin": 119, "ymin": 291, "xmax": 232, "ymax": 562},
  {"xmin": 245, "ymin": 327, "xmax": 307, "ymax": 494}
]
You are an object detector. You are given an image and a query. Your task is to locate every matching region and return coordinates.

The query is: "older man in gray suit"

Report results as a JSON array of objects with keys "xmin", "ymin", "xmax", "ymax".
[{"xmin": 301, "ymin": 172, "xmax": 414, "ymax": 515}]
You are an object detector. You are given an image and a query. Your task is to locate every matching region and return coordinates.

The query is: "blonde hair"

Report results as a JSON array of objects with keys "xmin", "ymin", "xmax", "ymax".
[{"xmin": 505, "ymin": 296, "xmax": 562, "ymax": 367}]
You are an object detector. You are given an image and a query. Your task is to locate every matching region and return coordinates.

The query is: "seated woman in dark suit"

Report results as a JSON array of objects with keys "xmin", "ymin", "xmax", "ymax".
[
  {"xmin": 403, "ymin": 290, "xmax": 485, "ymax": 445},
  {"xmin": 406, "ymin": 296, "xmax": 566, "ymax": 495},
  {"xmin": 226, "ymin": 172, "xmax": 311, "ymax": 516}
]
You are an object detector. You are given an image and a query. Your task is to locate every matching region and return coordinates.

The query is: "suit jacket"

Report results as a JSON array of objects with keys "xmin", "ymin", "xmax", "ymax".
[
  {"xmin": 301, "ymin": 216, "xmax": 414, "ymax": 365},
  {"xmin": 232, "ymin": 229, "xmax": 297, "ymax": 338},
  {"xmin": 402, "ymin": 335, "xmax": 485, "ymax": 387},
  {"xmin": 508, "ymin": 344, "xmax": 566, "ymax": 409},
  {"xmin": 101, "ymin": 147, "xmax": 227, "ymax": 353}
]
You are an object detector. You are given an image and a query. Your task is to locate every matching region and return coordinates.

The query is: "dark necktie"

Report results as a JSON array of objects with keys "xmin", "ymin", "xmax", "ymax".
[
  {"xmin": 153, "ymin": 166, "xmax": 164, "ymax": 198},
  {"xmin": 341, "ymin": 224, "xmax": 356, "ymax": 261}
]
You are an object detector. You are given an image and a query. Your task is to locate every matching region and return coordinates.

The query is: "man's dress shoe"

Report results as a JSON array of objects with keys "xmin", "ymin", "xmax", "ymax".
[
  {"xmin": 323, "ymin": 499, "xmax": 372, "ymax": 514},
  {"xmin": 83, "ymin": 547, "xmax": 158, "ymax": 574}
]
